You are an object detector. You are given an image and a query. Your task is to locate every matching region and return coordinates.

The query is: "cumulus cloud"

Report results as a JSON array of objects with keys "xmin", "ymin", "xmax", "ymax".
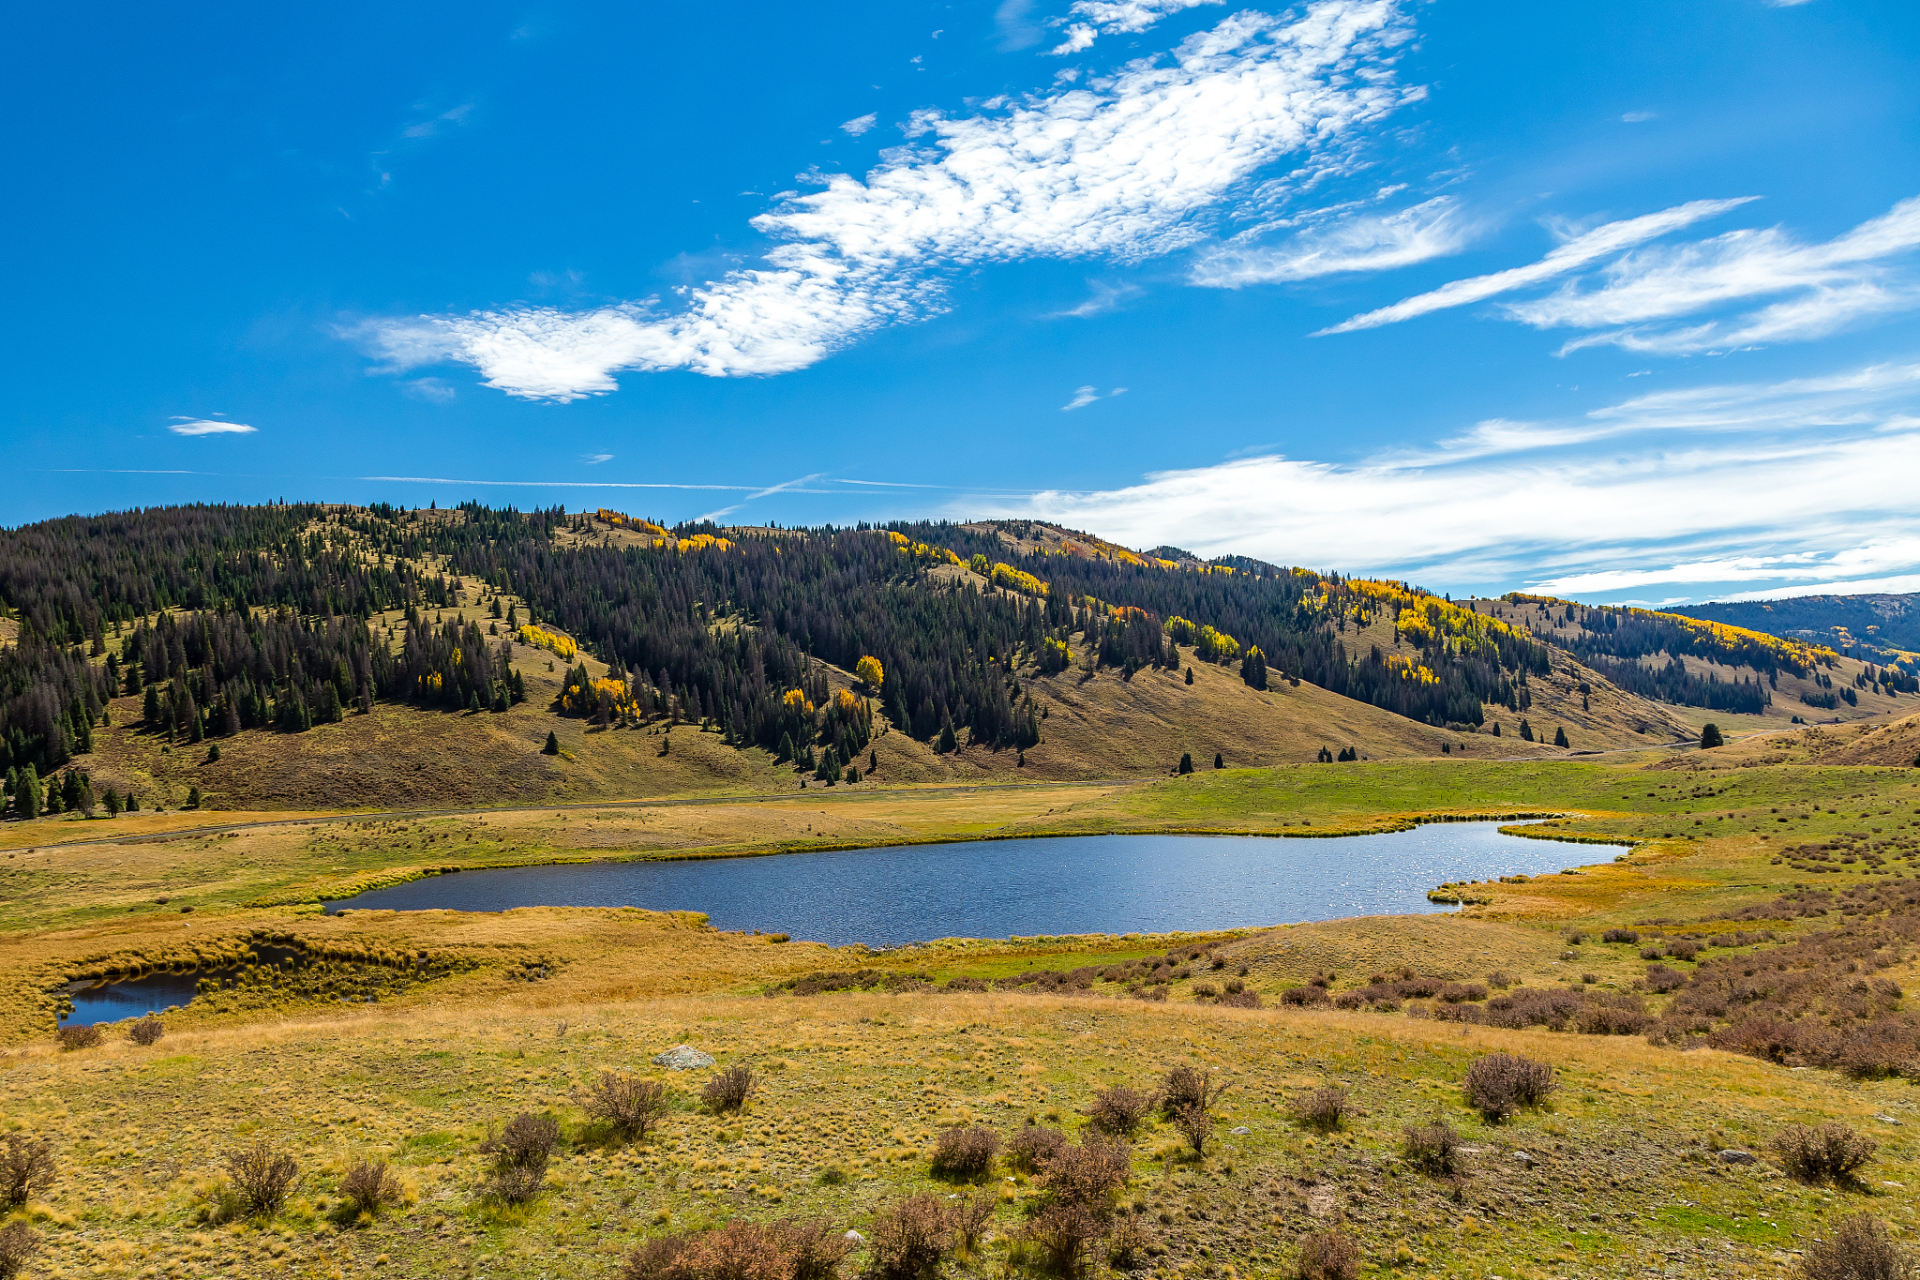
[
  {"xmin": 1319, "ymin": 198, "xmax": 1757, "ymax": 333},
  {"xmin": 1050, "ymin": 0, "xmax": 1225, "ymax": 55},
  {"xmin": 1190, "ymin": 196, "xmax": 1471, "ymax": 287},
  {"xmin": 167, "ymin": 418, "xmax": 257, "ymax": 436},
  {"xmin": 970, "ymin": 356, "xmax": 1920, "ymax": 597},
  {"xmin": 357, "ymin": 1, "xmax": 1421, "ymax": 400},
  {"xmin": 840, "ymin": 113, "xmax": 877, "ymax": 137}
]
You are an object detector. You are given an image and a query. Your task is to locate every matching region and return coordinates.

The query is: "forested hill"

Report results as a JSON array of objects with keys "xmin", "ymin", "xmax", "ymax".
[
  {"xmin": 0, "ymin": 503, "xmax": 1555, "ymax": 783},
  {"xmin": 1673, "ymin": 593, "xmax": 1920, "ymax": 660}
]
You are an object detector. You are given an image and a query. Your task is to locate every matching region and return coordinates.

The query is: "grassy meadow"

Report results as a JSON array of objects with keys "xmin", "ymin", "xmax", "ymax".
[{"xmin": 2, "ymin": 746, "xmax": 1920, "ymax": 1278}]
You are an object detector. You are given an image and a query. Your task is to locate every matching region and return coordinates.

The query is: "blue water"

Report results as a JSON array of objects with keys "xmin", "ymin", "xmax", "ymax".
[
  {"xmin": 327, "ymin": 823, "xmax": 1616, "ymax": 947},
  {"xmin": 60, "ymin": 944, "xmax": 306, "ymax": 1029}
]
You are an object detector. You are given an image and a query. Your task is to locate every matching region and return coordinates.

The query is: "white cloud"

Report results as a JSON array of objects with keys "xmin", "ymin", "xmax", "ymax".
[
  {"xmin": 1620, "ymin": 110, "xmax": 1657, "ymax": 123},
  {"xmin": 402, "ymin": 377, "xmax": 457, "ymax": 404},
  {"xmin": 1323, "ymin": 193, "xmax": 1920, "ymax": 355},
  {"xmin": 1189, "ymin": 196, "xmax": 1471, "ymax": 287},
  {"xmin": 1061, "ymin": 385, "xmax": 1127, "ymax": 410},
  {"xmin": 967, "ymin": 356, "xmax": 1920, "ymax": 597},
  {"xmin": 1526, "ymin": 195, "xmax": 1920, "ymax": 353},
  {"xmin": 167, "ymin": 418, "xmax": 257, "ymax": 436},
  {"xmin": 358, "ymin": 1, "xmax": 1420, "ymax": 400},
  {"xmin": 1319, "ymin": 198, "xmax": 1757, "ymax": 333},
  {"xmin": 841, "ymin": 113, "xmax": 877, "ymax": 137},
  {"xmin": 1719, "ymin": 572, "xmax": 1920, "ymax": 603},
  {"xmin": 582, "ymin": 452, "xmax": 614, "ymax": 465},
  {"xmin": 1045, "ymin": 280, "xmax": 1142, "ymax": 318},
  {"xmin": 1050, "ymin": 0, "xmax": 1225, "ymax": 54}
]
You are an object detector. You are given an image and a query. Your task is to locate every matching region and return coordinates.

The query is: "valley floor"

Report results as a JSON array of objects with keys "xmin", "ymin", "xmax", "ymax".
[{"xmin": 3, "ymin": 751, "xmax": 1920, "ymax": 1279}]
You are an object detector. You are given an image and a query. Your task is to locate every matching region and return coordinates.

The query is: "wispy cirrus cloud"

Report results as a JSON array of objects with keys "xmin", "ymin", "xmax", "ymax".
[
  {"xmin": 1061, "ymin": 385, "xmax": 1127, "ymax": 410},
  {"xmin": 1045, "ymin": 280, "xmax": 1143, "ymax": 318},
  {"xmin": 1318, "ymin": 197, "xmax": 1756, "ymax": 333},
  {"xmin": 1048, "ymin": 0, "xmax": 1224, "ymax": 55},
  {"xmin": 167, "ymin": 417, "xmax": 257, "ymax": 436},
  {"xmin": 840, "ymin": 113, "xmax": 877, "ymax": 137},
  {"xmin": 1190, "ymin": 196, "xmax": 1472, "ymax": 287},
  {"xmin": 970, "ymin": 355, "xmax": 1920, "ymax": 600},
  {"xmin": 355, "ymin": 1, "xmax": 1421, "ymax": 401},
  {"xmin": 1322, "ymin": 193, "xmax": 1920, "ymax": 355}
]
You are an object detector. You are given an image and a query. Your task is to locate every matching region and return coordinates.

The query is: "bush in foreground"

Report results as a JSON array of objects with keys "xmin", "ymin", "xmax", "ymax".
[
  {"xmin": 1403, "ymin": 1123, "xmax": 1462, "ymax": 1176},
  {"xmin": 866, "ymin": 1194, "xmax": 957, "ymax": 1280},
  {"xmin": 128, "ymin": 1017, "xmax": 164, "ymax": 1046},
  {"xmin": 1463, "ymin": 1053, "xmax": 1555, "ymax": 1122},
  {"xmin": 1297, "ymin": 1230, "xmax": 1361, "ymax": 1280},
  {"xmin": 575, "ymin": 1072, "xmax": 670, "ymax": 1142},
  {"xmin": 1008, "ymin": 1126, "xmax": 1068, "ymax": 1174},
  {"xmin": 338, "ymin": 1159, "xmax": 404, "ymax": 1218},
  {"xmin": 0, "ymin": 1135, "xmax": 56, "ymax": 1207},
  {"xmin": 930, "ymin": 1126, "xmax": 999, "ymax": 1181},
  {"xmin": 621, "ymin": 1218, "xmax": 855, "ymax": 1280},
  {"xmin": 703, "ymin": 1064, "xmax": 756, "ymax": 1114},
  {"xmin": 0, "ymin": 1222, "xmax": 40, "ymax": 1280},
  {"xmin": 1086, "ymin": 1085, "xmax": 1157, "ymax": 1138},
  {"xmin": 1290, "ymin": 1086, "xmax": 1352, "ymax": 1133},
  {"xmin": 1797, "ymin": 1213, "xmax": 1913, "ymax": 1280},
  {"xmin": 481, "ymin": 1112, "xmax": 560, "ymax": 1204},
  {"xmin": 1775, "ymin": 1123, "xmax": 1876, "ymax": 1185},
  {"xmin": 223, "ymin": 1139, "xmax": 299, "ymax": 1219},
  {"xmin": 55, "ymin": 1024, "xmax": 102, "ymax": 1052},
  {"xmin": 1161, "ymin": 1066, "xmax": 1227, "ymax": 1117}
]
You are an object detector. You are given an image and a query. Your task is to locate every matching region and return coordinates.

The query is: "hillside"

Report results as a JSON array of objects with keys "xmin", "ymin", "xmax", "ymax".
[
  {"xmin": 5, "ymin": 503, "xmax": 1915, "ymax": 819},
  {"xmin": 1674, "ymin": 591, "xmax": 1920, "ymax": 663}
]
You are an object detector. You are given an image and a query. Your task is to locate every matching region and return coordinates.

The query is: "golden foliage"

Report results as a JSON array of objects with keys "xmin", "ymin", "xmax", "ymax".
[
  {"xmin": 989, "ymin": 563, "xmax": 1048, "ymax": 596},
  {"xmin": 782, "ymin": 689, "xmax": 815, "ymax": 717},
  {"xmin": 855, "ymin": 655, "xmax": 885, "ymax": 690},
  {"xmin": 517, "ymin": 625, "xmax": 578, "ymax": 661}
]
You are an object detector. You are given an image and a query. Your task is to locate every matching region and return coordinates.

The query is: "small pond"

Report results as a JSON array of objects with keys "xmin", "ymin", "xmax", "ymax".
[
  {"xmin": 60, "ymin": 944, "xmax": 305, "ymax": 1029},
  {"xmin": 327, "ymin": 823, "xmax": 1617, "ymax": 947}
]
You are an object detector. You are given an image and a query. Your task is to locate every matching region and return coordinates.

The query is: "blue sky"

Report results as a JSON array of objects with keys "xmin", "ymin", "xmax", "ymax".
[{"xmin": 6, "ymin": 0, "xmax": 1920, "ymax": 605}]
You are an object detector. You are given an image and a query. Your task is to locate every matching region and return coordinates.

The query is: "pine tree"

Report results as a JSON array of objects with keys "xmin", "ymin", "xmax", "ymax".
[
  {"xmin": 44, "ymin": 777, "xmax": 61, "ymax": 814},
  {"xmin": 1178, "ymin": 752, "xmax": 1193, "ymax": 775},
  {"xmin": 1553, "ymin": 726, "xmax": 1569, "ymax": 748},
  {"xmin": 1700, "ymin": 723, "xmax": 1725, "ymax": 748},
  {"xmin": 1214, "ymin": 752, "xmax": 1224, "ymax": 769},
  {"xmin": 104, "ymin": 788, "xmax": 122, "ymax": 816},
  {"xmin": 1185, "ymin": 666, "xmax": 1194, "ymax": 686},
  {"xmin": 143, "ymin": 685, "xmax": 161, "ymax": 729},
  {"xmin": 1491, "ymin": 722, "xmax": 1502, "ymax": 737},
  {"xmin": 125, "ymin": 791, "xmax": 138, "ymax": 813},
  {"xmin": 543, "ymin": 730, "xmax": 560, "ymax": 755},
  {"xmin": 186, "ymin": 785, "xmax": 201, "ymax": 809},
  {"xmin": 1519, "ymin": 718, "xmax": 1534, "ymax": 742},
  {"xmin": 869, "ymin": 749, "xmax": 877, "ymax": 773},
  {"xmin": 207, "ymin": 743, "xmax": 221, "ymax": 762},
  {"xmin": 14, "ymin": 766, "xmax": 37, "ymax": 820},
  {"xmin": 1317, "ymin": 746, "xmax": 1333, "ymax": 763},
  {"xmin": 937, "ymin": 716, "xmax": 957, "ymax": 754},
  {"xmin": 777, "ymin": 731, "xmax": 795, "ymax": 763}
]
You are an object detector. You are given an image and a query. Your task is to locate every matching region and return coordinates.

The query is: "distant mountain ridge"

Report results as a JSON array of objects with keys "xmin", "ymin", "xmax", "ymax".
[{"xmin": 1674, "ymin": 593, "xmax": 1920, "ymax": 661}]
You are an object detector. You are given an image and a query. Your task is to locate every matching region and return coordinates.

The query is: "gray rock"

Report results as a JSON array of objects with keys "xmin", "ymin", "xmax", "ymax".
[
  {"xmin": 844, "ymin": 1231, "xmax": 865, "ymax": 1245},
  {"xmin": 1513, "ymin": 1151, "xmax": 1537, "ymax": 1167},
  {"xmin": 1718, "ymin": 1150, "xmax": 1757, "ymax": 1165},
  {"xmin": 1875, "ymin": 1115, "xmax": 1902, "ymax": 1125},
  {"xmin": 1230, "ymin": 1126, "xmax": 1251, "ymax": 1135},
  {"xmin": 653, "ymin": 1044, "xmax": 716, "ymax": 1070}
]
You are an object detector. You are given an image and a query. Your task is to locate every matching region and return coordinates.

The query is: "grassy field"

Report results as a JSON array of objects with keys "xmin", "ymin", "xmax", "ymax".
[{"xmin": 5, "ymin": 747, "xmax": 1920, "ymax": 1278}]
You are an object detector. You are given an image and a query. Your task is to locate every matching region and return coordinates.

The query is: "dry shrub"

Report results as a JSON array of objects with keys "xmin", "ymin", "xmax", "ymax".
[
  {"xmin": 224, "ymin": 1139, "xmax": 299, "ymax": 1218},
  {"xmin": 1008, "ymin": 1125, "xmax": 1068, "ymax": 1174},
  {"xmin": 1403, "ymin": 1123, "xmax": 1461, "ymax": 1176},
  {"xmin": 1774, "ymin": 1123, "xmax": 1876, "ymax": 1184},
  {"xmin": 1280, "ymin": 984, "xmax": 1332, "ymax": 1007},
  {"xmin": 1105, "ymin": 1215, "xmax": 1154, "ymax": 1271},
  {"xmin": 1463, "ymin": 1053, "xmax": 1556, "ymax": 1122},
  {"xmin": 1602, "ymin": 928, "xmax": 1641, "ymax": 944},
  {"xmin": 0, "ymin": 1222, "xmax": 39, "ymax": 1280},
  {"xmin": 1573, "ymin": 994, "xmax": 1654, "ymax": 1036},
  {"xmin": 1644, "ymin": 964, "xmax": 1689, "ymax": 994},
  {"xmin": 930, "ymin": 1126, "xmax": 999, "ymax": 1181},
  {"xmin": 1289, "ymin": 1087, "xmax": 1351, "ymax": 1133},
  {"xmin": 55, "ymin": 1024, "xmax": 102, "ymax": 1051},
  {"xmin": 865, "ymin": 1194, "xmax": 954, "ymax": 1280},
  {"xmin": 338, "ymin": 1159, "xmax": 403, "ymax": 1216},
  {"xmin": 1160, "ymin": 1066, "xmax": 1227, "ymax": 1117},
  {"xmin": 1025, "ymin": 1202, "xmax": 1101, "ymax": 1276},
  {"xmin": 952, "ymin": 1192, "xmax": 996, "ymax": 1257},
  {"xmin": 704, "ymin": 1064, "xmax": 756, "ymax": 1114},
  {"xmin": 1171, "ymin": 1105, "xmax": 1212, "ymax": 1156},
  {"xmin": 622, "ymin": 1218, "xmax": 855, "ymax": 1280},
  {"xmin": 1219, "ymin": 990, "xmax": 1263, "ymax": 1009},
  {"xmin": 1297, "ymin": 1230, "xmax": 1360, "ymax": 1280},
  {"xmin": 128, "ymin": 1017, "xmax": 164, "ymax": 1046},
  {"xmin": 482, "ymin": 1112, "xmax": 560, "ymax": 1203},
  {"xmin": 0, "ymin": 1136, "xmax": 55, "ymax": 1207},
  {"xmin": 1039, "ymin": 1134, "xmax": 1131, "ymax": 1210},
  {"xmin": 1797, "ymin": 1214, "xmax": 1913, "ymax": 1280},
  {"xmin": 575, "ymin": 1072, "xmax": 670, "ymax": 1142},
  {"xmin": 1086, "ymin": 1086, "xmax": 1157, "ymax": 1138}
]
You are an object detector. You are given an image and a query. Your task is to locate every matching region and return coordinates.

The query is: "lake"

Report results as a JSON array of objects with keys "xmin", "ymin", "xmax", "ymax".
[{"xmin": 327, "ymin": 822, "xmax": 1611, "ymax": 947}]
